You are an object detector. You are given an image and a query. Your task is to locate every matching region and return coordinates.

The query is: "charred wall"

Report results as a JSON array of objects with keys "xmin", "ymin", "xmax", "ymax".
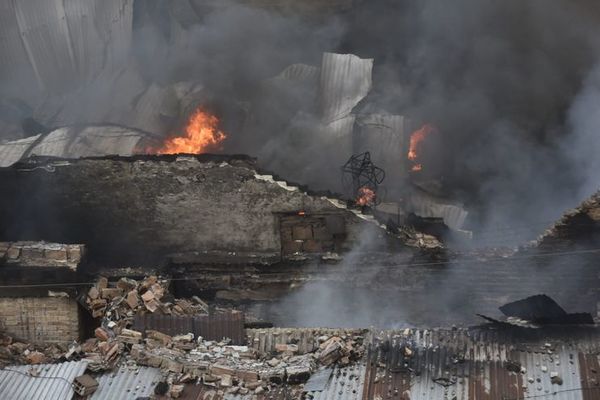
[{"xmin": 0, "ymin": 155, "xmax": 373, "ymax": 266}]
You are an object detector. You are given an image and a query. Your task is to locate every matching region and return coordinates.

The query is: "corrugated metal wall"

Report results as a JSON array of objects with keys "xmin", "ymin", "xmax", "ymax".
[
  {"xmin": 133, "ymin": 311, "xmax": 245, "ymax": 344},
  {"xmin": 0, "ymin": 0, "xmax": 133, "ymax": 95}
]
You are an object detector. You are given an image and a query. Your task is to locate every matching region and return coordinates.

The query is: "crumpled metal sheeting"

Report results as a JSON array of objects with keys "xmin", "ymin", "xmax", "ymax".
[
  {"xmin": 274, "ymin": 63, "xmax": 320, "ymax": 83},
  {"xmin": 33, "ymin": 66, "xmax": 177, "ymax": 135},
  {"xmin": 90, "ymin": 366, "xmax": 162, "ymax": 400},
  {"xmin": 406, "ymin": 191, "xmax": 469, "ymax": 231},
  {"xmin": 0, "ymin": 0, "xmax": 133, "ymax": 94},
  {"xmin": 0, "ymin": 360, "xmax": 88, "ymax": 400},
  {"xmin": 319, "ymin": 53, "xmax": 373, "ymax": 124},
  {"xmin": 0, "ymin": 125, "xmax": 150, "ymax": 167},
  {"xmin": 355, "ymin": 114, "xmax": 409, "ymax": 181},
  {"xmin": 0, "ymin": 134, "xmax": 41, "ymax": 167}
]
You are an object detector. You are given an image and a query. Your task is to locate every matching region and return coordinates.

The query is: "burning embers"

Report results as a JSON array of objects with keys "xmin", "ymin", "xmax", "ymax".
[
  {"xmin": 342, "ymin": 152, "xmax": 385, "ymax": 208},
  {"xmin": 356, "ymin": 186, "xmax": 376, "ymax": 206},
  {"xmin": 149, "ymin": 108, "xmax": 227, "ymax": 154},
  {"xmin": 408, "ymin": 123, "xmax": 436, "ymax": 172}
]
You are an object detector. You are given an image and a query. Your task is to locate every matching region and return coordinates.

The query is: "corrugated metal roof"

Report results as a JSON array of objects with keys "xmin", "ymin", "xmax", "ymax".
[
  {"xmin": 0, "ymin": 0, "xmax": 133, "ymax": 95},
  {"xmin": 0, "ymin": 135, "xmax": 40, "ymax": 167},
  {"xmin": 275, "ymin": 63, "xmax": 320, "ymax": 82},
  {"xmin": 356, "ymin": 114, "xmax": 407, "ymax": 149},
  {"xmin": 355, "ymin": 113, "xmax": 409, "ymax": 181},
  {"xmin": 319, "ymin": 53, "xmax": 373, "ymax": 124},
  {"xmin": 305, "ymin": 368, "xmax": 334, "ymax": 392},
  {"xmin": 90, "ymin": 365, "xmax": 162, "ymax": 400},
  {"xmin": 0, "ymin": 360, "xmax": 88, "ymax": 400},
  {"xmin": 364, "ymin": 328, "xmax": 600, "ymax": 400},
  {"xmin": 0, "ymin": 126, "xmax": 150, "ymax": 167},
  {"xmin": 307, "ymin": 364, "xmax": 366, "ymax": 400},
  {"xmin": 0, "ymin": 1, "xmax": 38, "ymax": 95},
  {"xmin": 179, "ymin": 383, "xmax": 293, "ymax": 400},
  {"xmin": 133, "ymin": 311, "xmax": 245, "ymax": 344},
  {"xmin": 321, "ymin": 115, "xmax": 356, "ymax": 142}
]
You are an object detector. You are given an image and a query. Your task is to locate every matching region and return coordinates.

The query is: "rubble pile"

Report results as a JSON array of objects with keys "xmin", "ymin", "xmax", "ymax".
[
  {"xmin": 0, "ymin": 332, "xmax": 83, "ymax": 368},
  {"xmin": 0, "ymin": 275, "xmax": 366, "ymax": 398},
  {"xmin": 122, "ymin": 330, "xmax": 365, "ymax": 395},
  {"xmin": 85, "ymin": 275, "xmax": 209, "ymax": 321}
]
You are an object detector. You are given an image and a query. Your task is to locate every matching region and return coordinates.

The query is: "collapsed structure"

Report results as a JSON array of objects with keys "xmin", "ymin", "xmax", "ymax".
[{"xmin": 1, "ymin": 1, "xmax": 600, "ymax": 399}]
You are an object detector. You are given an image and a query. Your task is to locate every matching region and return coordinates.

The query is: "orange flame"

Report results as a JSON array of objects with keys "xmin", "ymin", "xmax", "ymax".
[
  {"xmin": 408, "ymin": 123, "xmax": 435, "ymax": 172},
  {"xmin": 356, "ymin": 187, "xmax": 376, "ymax": 206},
  {"xmin": 152, "ymin": 108, "xmax": 227, "ymax": 154}
]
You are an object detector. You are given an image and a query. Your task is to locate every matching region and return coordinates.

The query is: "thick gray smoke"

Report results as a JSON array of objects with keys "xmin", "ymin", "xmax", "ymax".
[
  {"xmin": 2, "ymin": 0, "xmax": 600, "ymax": 243},
  {"xmin": 341, "ymin": 0, "xmax": 600, "ymax": 242},
  {"xmin": 565, "ymin": 61, "xmax": 600, "ymax": 203}
]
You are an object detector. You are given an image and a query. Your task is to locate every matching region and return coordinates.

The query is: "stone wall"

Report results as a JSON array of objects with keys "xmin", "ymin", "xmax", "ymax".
[
  {"xmin": 0, "ymin": 155, "xmax": 381, "ymax": 265},
  {"xmin": 0, "ymin": 297, "xmax": 80, "ymax": 343}
]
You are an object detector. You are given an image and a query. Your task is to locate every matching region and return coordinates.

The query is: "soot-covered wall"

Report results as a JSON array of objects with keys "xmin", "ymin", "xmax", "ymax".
[{"xmin": 0, "ymin": 155, "xmax": 367, "ymax": 266}]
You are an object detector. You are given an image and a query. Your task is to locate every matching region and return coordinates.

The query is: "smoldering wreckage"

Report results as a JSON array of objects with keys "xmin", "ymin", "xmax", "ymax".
[{"xmin": 1, "ymin": 1, "xmax": 600, "ymax": 400}]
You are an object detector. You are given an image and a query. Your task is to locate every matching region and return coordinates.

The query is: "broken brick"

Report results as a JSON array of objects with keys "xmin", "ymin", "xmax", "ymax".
[
  {"xmin": 88, "ymin": 286, "xmax": 100, "ymax": 300},
  {"xmin": 125, "ymin": 290, "xmax": 139, "ymax": 309},
  {"xmin": 25, "ymin": 351, "xmax": 46, "ymax": 365},
  {"xmin": 95, "ymin": 327, "xmax": 110, "ymax": 341},
  {"xmin": 101, "ymin": 288, "xmax": 123, "ymax": 300}
]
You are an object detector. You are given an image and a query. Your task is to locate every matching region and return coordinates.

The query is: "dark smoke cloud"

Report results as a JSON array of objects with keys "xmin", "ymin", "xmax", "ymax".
[
  {"xmin": 2, "ymin": 0, "xmax": 600, "ymax": 244},
  {"xmin": 340, "ymin": 0, "xmax": 600, "ymax": 242}
]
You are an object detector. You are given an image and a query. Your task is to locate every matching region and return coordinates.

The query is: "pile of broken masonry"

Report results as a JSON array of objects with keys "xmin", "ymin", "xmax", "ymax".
[{"xmin": 0, "ymin": 276, "xmax": 366, "ymax": 398}]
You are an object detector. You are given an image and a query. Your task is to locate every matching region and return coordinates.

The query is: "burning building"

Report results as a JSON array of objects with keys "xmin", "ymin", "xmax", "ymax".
[{"xmin": 1, "ymin": 0, "xmax": 600, "ymax": 399}]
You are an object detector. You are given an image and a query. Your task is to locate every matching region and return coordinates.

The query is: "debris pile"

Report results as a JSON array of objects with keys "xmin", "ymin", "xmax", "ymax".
[
  {"xmin": 1, "ymin": 276, "xmax": 366, "ymax": 397},
  {"xmin": 0, "ymin": 241, "xmax": 84, "ymax": 270},
  {"xmin": 84, "ymin": 276, "xmax": 208, "ymax": 320},
  {"xmin": 123, "ymin": 330, "xmax": 365, "ymax": 394},
  {"xmin": 0, "ymin": 333, "xmax": 83, "ymax": 368}
]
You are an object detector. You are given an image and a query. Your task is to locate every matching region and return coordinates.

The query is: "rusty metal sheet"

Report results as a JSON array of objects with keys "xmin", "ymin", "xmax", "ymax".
[
  {"xmin": 578, "ymin": 353, "xmax": 600, "ymax": 400},
  {"xmin": 133, "ymin": 311, "xmax": 245, "ymax": 344},
  {"xmin": 364, "ymin": 328, "xmax": 600, "ymax": 400},
  {"xmin": 179, "ymin": 383, "xmax": 293, "ymax": 400}
]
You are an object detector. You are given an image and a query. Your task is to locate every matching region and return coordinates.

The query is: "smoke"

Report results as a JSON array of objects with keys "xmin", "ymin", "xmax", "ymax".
[
  {"xmin": 252, "ymin": 228, "xmax": 599, "ymax": 329},
  {"xmin": 2, "ymin": 0, "xmax": 600, "ymax": 243},
  {"xmin": 340, "ymin": 0, "xmax": 600, "ymax": 242},
  {"xmin": 249, "ymin": 225, "xmax": 421, "ymax": 328},
  {"xmin": 565, "ymin": 61, "xmax": 600, "ymax": 203}
]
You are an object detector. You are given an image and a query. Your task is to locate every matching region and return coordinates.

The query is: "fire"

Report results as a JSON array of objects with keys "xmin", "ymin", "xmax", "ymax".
[
  {"xmin": 408, "ymin": 123, "xmax": 435, "ymax": 172},
  {"xmin": 152, "ymin": 108, "xmax": 227, "ymax": 154},
  {"xmin": 356, "ymin": 187, "xmax": 376, "ymax": 206}
]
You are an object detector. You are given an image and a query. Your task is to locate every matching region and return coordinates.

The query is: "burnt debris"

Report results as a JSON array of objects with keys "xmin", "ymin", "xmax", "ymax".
[
  {"xmin": 341, "ymin": 151, "xmax": 385, "ymax": 205},
  {"xmin": 479, "ymin": 294, "xmax": 595, "ymax": 327}
]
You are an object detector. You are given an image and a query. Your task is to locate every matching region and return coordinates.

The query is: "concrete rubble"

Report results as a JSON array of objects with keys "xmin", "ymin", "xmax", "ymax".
[
  {"xmin": 84, "ymin": 275, "xmax": 208, "ymax": 320},
  {"xmin": 0, "ymin": 276, "xmax": 366, "ymax": 398}
]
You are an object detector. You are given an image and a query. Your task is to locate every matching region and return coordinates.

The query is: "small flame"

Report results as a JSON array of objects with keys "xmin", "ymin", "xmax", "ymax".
[
  {"xmin": 151, "ymin": 108, "xmax": 227, "ymax": 154},
  {"xmin": 356, "ymin": 187, "xmax": 376, "ymax": 206},
  {"xmin": 408, "ymin": 123, "xmax": 435, "ymax": 172}
]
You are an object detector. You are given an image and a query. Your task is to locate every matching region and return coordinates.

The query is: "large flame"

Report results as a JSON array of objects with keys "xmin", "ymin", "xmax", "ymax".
[
  {"xmin": 356, "ymin": 186, "xmax": 376, "ymax": 206},
  {"xmin": 408, "ymin": 123, "xmax": 435, "ymax": 172},
  {"xmin": 153, "ymin": 108, "xmax": 227, "ymax": 154}
]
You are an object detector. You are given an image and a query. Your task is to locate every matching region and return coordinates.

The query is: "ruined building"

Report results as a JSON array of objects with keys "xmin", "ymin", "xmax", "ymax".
[{"xmin": 1, "ymin": 0, "xmax": 600, "ymax": 399}]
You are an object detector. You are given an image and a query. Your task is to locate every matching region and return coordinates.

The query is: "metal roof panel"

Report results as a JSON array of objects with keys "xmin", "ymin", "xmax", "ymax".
[
  {"xmin": 90, "ymin": 366, "xmax": 162, "ymax": 400},
  {"xmin": 0, "ymin": 361, "xmax": 88, "ymax": 400}
]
